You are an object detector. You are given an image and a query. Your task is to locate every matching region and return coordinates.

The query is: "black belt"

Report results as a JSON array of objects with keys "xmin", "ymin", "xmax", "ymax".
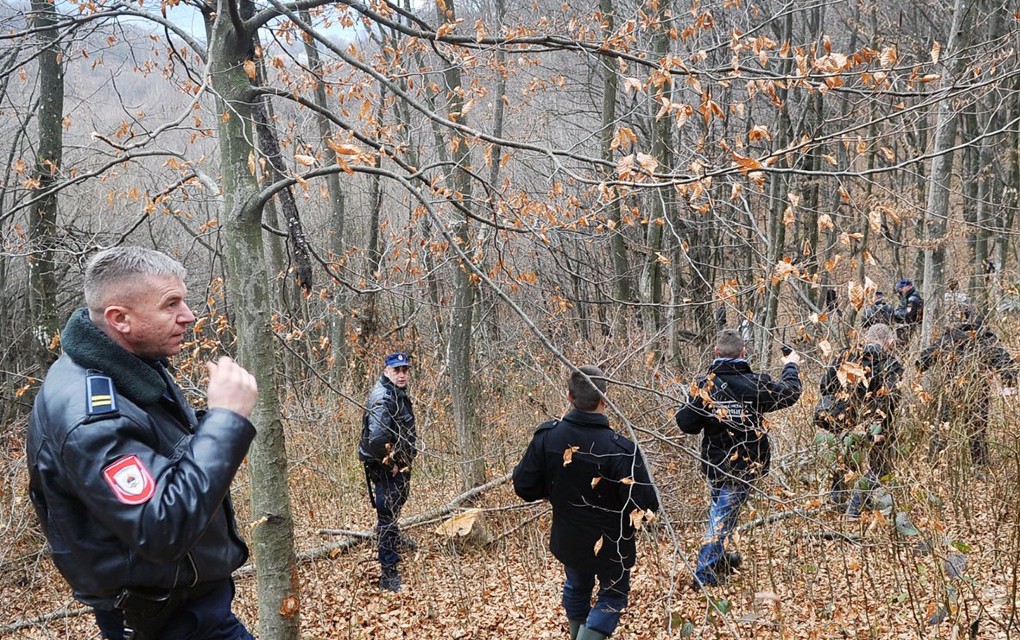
[
  {"xmin": 115, "ymin": 578, "xmax": 229, "ymax": 630},
  {"xmin": 116, "ymin": 578, "xmax": 228, "ymax": 610}
]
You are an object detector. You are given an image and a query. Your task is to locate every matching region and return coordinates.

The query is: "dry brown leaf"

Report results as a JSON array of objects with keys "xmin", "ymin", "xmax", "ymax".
[
  {"xmin": 593, "ymin": 535, "xmax": 604, "ymax": 556},
  {"xmin": 434, "ymin": 508, "xmax": 481, "ymax": 538},
  {"xmin": 562, "ymin": 446, "xmax": 579, "ymax": 467}
]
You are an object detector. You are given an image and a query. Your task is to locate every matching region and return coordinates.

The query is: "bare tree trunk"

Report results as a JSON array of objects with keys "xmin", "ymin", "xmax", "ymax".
[
  {"xmin": 599, "ymin": 0, "xmax": 631, "ymax": 311},
  {"xmin": 362, "ymin": 85, "xmax": 386, "ymax": 343},
  {"xmin": 299, "ymin": 12, "xmax": 350, "ymax": 368},
  {"xmin": 758, "ymin": 11, "xmax": 794, "ymax": 366},
  {"xmin": 207, "ymin": 5, "xmax": 299, "ymax": 638},
  {"xmin": 27, "ymin": 0, "xmax": 62, "ymax": 370},
  {"xmin": 921, "ymin": 0, "xmax": 972, "ymax": 342},
  {"xmin": 638, "ymin": 0, "xmax": 673, "ymax": 359},
  {"xmin": 435, "ymin": 0, "xmax": 485, "ymax": 490}
]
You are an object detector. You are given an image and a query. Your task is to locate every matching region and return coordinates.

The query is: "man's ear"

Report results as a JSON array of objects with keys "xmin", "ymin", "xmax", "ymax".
[{"xmin": 103, "ymin": 305, "xmax": 131, "ymax": 335}]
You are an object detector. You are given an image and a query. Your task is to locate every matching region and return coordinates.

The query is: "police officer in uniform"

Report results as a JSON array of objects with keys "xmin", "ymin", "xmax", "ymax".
[
  {"xmin": 893, "ymin": 279, "xmax": 924, "ymax": 342},
  {"xmin": 513, "ymin": 365, "xmax": 659, "ymax": 640},
  {"xmin": 358, "ymin": 352, "xmax": 417, "ymax": 592},
  {"xmin": 27, "ymin": 247, "xmax": 258, "ymax": 640}
]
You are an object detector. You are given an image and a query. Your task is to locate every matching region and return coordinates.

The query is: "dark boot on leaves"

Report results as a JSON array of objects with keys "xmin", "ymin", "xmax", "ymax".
[
  {"xmin": 379, "ymin": 565, "xmax": 402, "ymax": 592},
  {"xmin": 717, "ymin": 552, "xmax": 742, "ymax": 574},
  {"xmin": 576, "ymin": 626, "xmax": 608, "ymax": 640},
  {"xmin": 568, "ymin": 619, "xmax": 584, "ymax": 640}
]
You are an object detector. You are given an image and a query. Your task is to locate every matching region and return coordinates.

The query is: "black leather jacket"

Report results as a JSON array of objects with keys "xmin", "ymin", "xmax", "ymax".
[
  {"xmin": 358, "ymin": 375, "xmax": 417, "ymax": 472},
  {"xmin": 676, "ymin": 359, "xmax": 802, "ymax": 484},
  {"xmin": 27, "ymin": 309, "xmax": 254, "ymax": 608},
  {"xmin": 862, "ymin": 301, "xmax": 895, "ymax": 328},
  {"xmin": 894, "ymin": 287, "xmax": 924, "ymax": 324},
  {"xmin": 513, "ymin": 409, "xmax": 659, "ymax": 572}
]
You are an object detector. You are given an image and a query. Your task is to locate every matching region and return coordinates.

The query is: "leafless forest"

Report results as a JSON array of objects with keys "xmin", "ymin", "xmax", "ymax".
[{"xmin": 3, "ymin": 0, "xmax": 1020, "ymax": 637}]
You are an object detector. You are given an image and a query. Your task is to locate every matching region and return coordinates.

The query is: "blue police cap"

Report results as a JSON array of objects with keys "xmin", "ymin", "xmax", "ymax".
[
  {"xmin": 896, "ymin": 279, "xmax": 912, "ymax": 289},
  {"xmin": 384, "ymin": 352, "xmax": 411, "ymax": 368}
]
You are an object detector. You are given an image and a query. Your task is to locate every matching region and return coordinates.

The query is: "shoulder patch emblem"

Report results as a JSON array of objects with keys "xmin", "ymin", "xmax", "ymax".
[
  {"xmin": 86, "ymin": 374, "xmax": 119, "ymax": 416},
  {"xmin": 102, "ymin": 455, "xmax": 155, "ymax": 505}
]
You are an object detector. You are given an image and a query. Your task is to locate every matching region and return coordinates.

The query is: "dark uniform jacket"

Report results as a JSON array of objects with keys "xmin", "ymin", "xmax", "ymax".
[
  {"xmin": 820, "ymin": 344, "xmax": 903, "ymax": 433},
  {"xmin": 675, "ymin": 359, "xmax": 802, "ymax": 484},
  {"xmin": 27, "ymin": 309, "xmax": 254, "ymax": 609},
  {"xmin": 358, "ymin": 375, "xmax": 417, "ymax": 474},
  {"xmin": 862, "ymin": 302, "xmax": 895, "ymax": 328},
  {"xmin": 512, "ymin": 409, "xmax": 659, "ymax": 573},
  {"xmin": 894, "ymin": 287, "xmax": 924, "ymax": 324},
  {"xmin": 917, "ymin": 322, "xmax": 1016, "ymax": 389}
]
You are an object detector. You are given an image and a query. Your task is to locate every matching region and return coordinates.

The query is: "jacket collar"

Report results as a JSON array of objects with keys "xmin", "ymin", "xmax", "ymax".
[
  {"xmin": 561, "ymin": 408, "xmax": 610, "ymax": 429},
  {"xmin": 708, "ymin": 358, "xmax": 753, "ymax": 374},
  {"xmin": 61, "ymin": 308, "xmax": 168, "ymax": 406}
]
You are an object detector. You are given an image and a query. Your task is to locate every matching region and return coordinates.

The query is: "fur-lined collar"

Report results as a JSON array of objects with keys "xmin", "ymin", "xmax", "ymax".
[{"xmin": 61, "ymin": 308, "xmax": 167, "ymax": 405}]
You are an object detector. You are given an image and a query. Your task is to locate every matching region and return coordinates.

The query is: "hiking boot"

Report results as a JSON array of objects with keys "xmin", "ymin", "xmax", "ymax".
[
  {"xmin": 717, "ymin": 552, "xmax": 742, "ymax": 574},
  {"xmin": 690, "ymin": 573, "xmax": 719, "ymax": 590},
  {"xmin": 379, "ymin": 566, "xmax": 402, "ymax": 592}
]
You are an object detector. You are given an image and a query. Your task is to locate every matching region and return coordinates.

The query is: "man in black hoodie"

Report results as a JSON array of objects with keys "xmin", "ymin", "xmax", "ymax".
[
  {"xmin": 513, "ymin": 365, "xmax": 659, "ymax": 640},
  {"xmin": 676, "ymin": 330, "xmax": 802, "ymax": 587},
  {"xmin": 819, "ymin": 323, "xmax": 904, "ymax": 518},
  {"xmin": 917, "ymin": 306, "xmax": 1016, "ymax": 466}
]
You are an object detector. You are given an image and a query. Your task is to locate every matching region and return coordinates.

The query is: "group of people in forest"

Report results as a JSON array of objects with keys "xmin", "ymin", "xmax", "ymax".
[{"xmin": 23, "ymin": 247, "xmax": 1019, "ymax": 640}]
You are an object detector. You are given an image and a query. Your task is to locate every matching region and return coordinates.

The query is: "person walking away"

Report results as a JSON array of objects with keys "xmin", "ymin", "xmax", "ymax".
[
  {"xmin": 513, "ymin": 365, "xmax": 659, "ymax": 640},
  {"xmin": 818, "ymin": 323, "xmax": 904, "ymax": 519},
  {"xmin": 358, "ymin": 352, "xmax": 417, "ymax": 592},
  {"xmin": 675, "ymin": 329, "xmax": 802, "ymax": 587},
  {"xmin": 27, "ymin": 246, "xmax": 259, "ymax": 640},
  {"xmin": 917, "ymin": 305, "xmax": 1015, "ymax": 468}
]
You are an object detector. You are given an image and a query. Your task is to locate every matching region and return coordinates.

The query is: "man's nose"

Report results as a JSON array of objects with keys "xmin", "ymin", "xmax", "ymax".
[{"xmin": 180, "ymin": 303, "xmax": 197, "ymax": 324}]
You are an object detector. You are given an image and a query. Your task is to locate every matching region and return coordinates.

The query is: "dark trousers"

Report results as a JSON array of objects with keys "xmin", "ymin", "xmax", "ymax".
[
  {"xmin": 372, "ymin": 470, "xmax": 411, "ymax": 568},
  {"xmin": 95, "ymin": 580, "xmax": 253, "ymax": 640},
  {"xmin": 930, "ymin": 395, "xmax": 991, "ymax": 465},
  {"xmin": 562, "ymin": 564, "xmax": 630, "ymax": 636}
]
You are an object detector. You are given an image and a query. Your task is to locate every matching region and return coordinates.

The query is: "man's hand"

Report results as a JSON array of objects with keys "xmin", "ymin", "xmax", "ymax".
[
  {"xmin": 781, "ymin": 349, "xmax": 801, "ymax": 366},
  {"xmin": 207, "ymin": 356, "xmax": 258, "ymax": 418}
]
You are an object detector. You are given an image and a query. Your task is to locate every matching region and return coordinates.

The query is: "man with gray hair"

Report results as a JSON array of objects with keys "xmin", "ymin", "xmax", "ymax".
[
  {"xmin": 513, "ymin": 365, "xmax": 659, "ymax": 640},
  {"xmin": 28, "ymin": 246, "xmax": 259, "ymax": 639},
  {"xmin": 676, "ymin": 329, "xmax": 802, "ymax": 587},
  {"xmin": 819, "ymin": 323, "xmax": 904, "ymax": 519}
]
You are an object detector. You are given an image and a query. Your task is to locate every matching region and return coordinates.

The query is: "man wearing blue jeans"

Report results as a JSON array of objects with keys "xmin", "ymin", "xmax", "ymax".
[
  {"xmin": 676, "ymin": 330, "xmax": 802, "ymax": 587},
  {"xmin": 513, "ymin": 365, "xmax": 659, "ymax": 640}
]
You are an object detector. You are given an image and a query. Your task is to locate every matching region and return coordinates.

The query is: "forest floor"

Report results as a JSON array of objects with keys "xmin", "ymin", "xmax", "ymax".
[{"xmin": 5, "ymin": 386, "xmax": 1020, "ymax": 639}]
